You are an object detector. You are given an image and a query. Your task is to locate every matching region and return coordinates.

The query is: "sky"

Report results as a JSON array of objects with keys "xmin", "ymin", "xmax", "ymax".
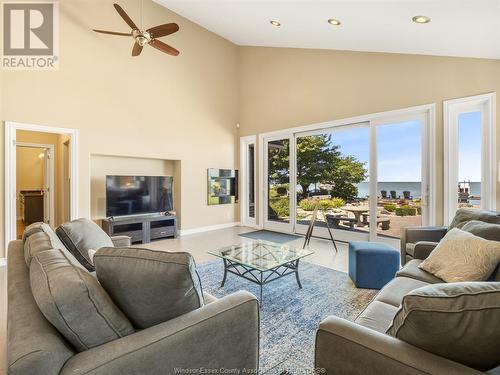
[
  {"xmin": 458, "ymin": 111, "xmax": 481, "ymax": 182},
  {"xmin": 327, "ymin": 114, "xmax": 481, "ymax": 182}
]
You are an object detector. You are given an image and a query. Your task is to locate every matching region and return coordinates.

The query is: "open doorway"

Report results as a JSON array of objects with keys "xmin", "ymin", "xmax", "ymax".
[
  {"xmin": 5, "ymin": 122, "xmax": 79, "ymax": 246},
  {"xmin": 16, "ymin": 143, "xmax": 55, "ymax": 238}
]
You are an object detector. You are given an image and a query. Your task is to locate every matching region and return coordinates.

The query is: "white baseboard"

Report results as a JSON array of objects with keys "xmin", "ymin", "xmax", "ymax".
[{"xmin": 179, "ymin": 222, "xmax": 240, "ymax": 236}]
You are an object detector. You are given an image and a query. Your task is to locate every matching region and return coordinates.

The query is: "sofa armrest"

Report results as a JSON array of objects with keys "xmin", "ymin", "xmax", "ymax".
[
  {"xmin": 315, "ymin": 316, "xmax": 482, "ymax": 375},
  {"xmin": 400, "ymin": 226, "xmax": 447, "ymax": 265},
  {"xmin": 412, "ymin": 241, "xmax": 439, "ymax": 260},
  {"xmin": 404, "ymin": 226, "xmax": 447, "ymax": 243},
  {"xmin": 60, "ymin": 291, "xmax": 259, "ymax": 375},
  {"xmin": 110, "ymin": 235, "xmax": 131, "ymax": 247}
]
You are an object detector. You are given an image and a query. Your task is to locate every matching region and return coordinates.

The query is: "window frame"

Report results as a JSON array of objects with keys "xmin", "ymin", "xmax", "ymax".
[{"xmin": 443, "ymin": 93, "xmax": 497, "ymax": 224}]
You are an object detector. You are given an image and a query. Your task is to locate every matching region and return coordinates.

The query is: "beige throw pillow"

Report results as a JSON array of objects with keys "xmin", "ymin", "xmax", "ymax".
[{"xmin": 419, "ymin": 228, "xmax": 500, "ymax": 282}]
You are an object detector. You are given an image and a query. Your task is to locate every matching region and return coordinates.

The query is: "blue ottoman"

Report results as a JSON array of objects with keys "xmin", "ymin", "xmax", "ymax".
[{"xmin": 348, "ymin": 241, "xmax": 400, "ymax": 289}]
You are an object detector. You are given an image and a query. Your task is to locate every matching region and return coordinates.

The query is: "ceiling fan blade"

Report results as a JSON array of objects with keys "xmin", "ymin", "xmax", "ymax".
[
  {"xmin": 93, "ymin": 29, "xmax": 131, "ymax": 36},
  {"xmin": 149, "ymin": 39, "xmax": 179, "ymax": 56},
  {"xmin": 132, "ymin": 42, "xmax": 143, "ymax": 57},
  {"xmin": 113, "ymin": 3, "xmax": 138, "ymax": 30},
  {"xmin": 146, "ymin": 23, "xmax": 179, "ymax": 38}
]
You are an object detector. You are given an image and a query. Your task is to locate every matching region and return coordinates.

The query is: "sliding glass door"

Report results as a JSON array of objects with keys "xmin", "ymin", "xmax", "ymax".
[
  {"xmin": 259, "ymin": 106, "xmax": 434, "ymax": 243},
  {"xmin": 375, "ymin": 119, "xmax": 425, "ymax": 240},
  {"xmin": 294, "ymin": 123, "xmax": 370, "ymax": 242}
]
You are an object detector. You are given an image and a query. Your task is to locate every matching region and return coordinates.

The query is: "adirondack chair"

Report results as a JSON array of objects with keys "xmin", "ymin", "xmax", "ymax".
[
  {"xmin": 390, "ymin": 190, "xmax": 397, "ymax": 199},
  {"xmin": 380, "ymin": 190, "xmax": 388, "ymax": 199},
  {"xmin": 403, "ymin": 190, "xmax": 412, "ymax": 200}
]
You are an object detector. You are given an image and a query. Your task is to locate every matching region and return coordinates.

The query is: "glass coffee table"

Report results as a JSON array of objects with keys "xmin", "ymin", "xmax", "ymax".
[{"xmin": 208, "ymin": 241, "xmax": 314, "ymax": 305}]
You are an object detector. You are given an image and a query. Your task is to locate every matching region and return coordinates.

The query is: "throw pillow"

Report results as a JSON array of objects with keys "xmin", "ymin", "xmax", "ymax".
[
  {"xmin": 387, "ymin": 282, "xmax": 500, "ymax": 371},
  {"xmin": 461, "ymin": 220, "xmax": 500, "ymax": 242},
  {"xmin": 449, "ymin": 208, "xmax": 500, "ymax": 230},
  {"xmin": 56, "ymin": 218, "xmax": 114, "ymax": 272},
  {"xmin": 30, "ymin": 249, "xmax": 134, "ymax": 351},
  {"xmin": 94, "ymin": 247, "xmax": 204, "ymax": 329},
  {"xmin": 419, "ymin": 228, "xmax": 500, "ymax": 282}
]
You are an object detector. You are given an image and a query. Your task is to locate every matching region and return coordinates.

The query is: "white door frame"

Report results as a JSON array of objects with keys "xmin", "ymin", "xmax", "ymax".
[
  {"xmin": 16, "ymin": 142, "xmax": 56, "ymax": 226},
  {"xmin": 240, "ymin": 135, "xmax": 257, "ymax": 227},
  {"xmin": 257, "ymin": 103, "xmax": 436, "ymax": 239},
  {"xmin": 443, "ymin": 92, "xmax": 496, "ymax": 224},
  {"xmin": 4, "ymin": 121, "xmax": 79, "ymax": 249}
]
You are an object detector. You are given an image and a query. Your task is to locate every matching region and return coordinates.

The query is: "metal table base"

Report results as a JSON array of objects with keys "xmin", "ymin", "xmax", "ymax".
[{"xmin": 220, "ymin": 258, "xmax": 302, "ymax": 306}]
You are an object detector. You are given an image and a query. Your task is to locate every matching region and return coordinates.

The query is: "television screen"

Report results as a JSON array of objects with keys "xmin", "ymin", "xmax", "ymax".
[{"xmin": 106, "ymin": 175, "xmax": 173, "ymax": 217}]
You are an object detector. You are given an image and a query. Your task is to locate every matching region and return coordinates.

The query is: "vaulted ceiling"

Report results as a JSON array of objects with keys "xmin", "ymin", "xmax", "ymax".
[{"xmin": 155, "ymin": 0, "xmax": 500, "ymax": 59}]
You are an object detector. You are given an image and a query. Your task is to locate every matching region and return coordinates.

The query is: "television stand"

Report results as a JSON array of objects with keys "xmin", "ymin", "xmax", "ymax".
[{"xmin": 102, "ymin": 214, "xmax": 177, "ymax": 244}]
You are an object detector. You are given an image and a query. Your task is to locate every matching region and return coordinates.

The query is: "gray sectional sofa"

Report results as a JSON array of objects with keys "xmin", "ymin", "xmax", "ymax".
[
  {"xmin": 315, "ymin": 209, "xmax": 500, "ymax": 374},
  {"xmin": 7, "ymin": 221, "xmax": 259, "ymax": 375}
]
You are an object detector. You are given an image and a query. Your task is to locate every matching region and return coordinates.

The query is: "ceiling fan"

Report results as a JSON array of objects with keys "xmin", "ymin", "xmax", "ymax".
[{"xmin": 93, "ymin": 3, "xmax": 180, "ymax": 57}]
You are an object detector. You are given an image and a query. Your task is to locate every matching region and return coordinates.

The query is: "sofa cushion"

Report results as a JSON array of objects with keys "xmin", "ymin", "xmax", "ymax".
[
  {"xmin": 449, "ymin": 208, "xmax": 500, "ymax": 230},
  {"xmin": 94, "ymin": 247, "xmax": 204, "ymax": 329},
  {"xmin": 7, "ymin": 241, "xmax": 74, "ymax": 375},
  {"xmin": 23, "ymin": 224, "xmax": 68, "ymax": 266},
  {"xmin": 30, "ymin": 249, "xmax": 134, "ymax": 351},
  {"xmin": 355, "ymin": 301, "xmax": 399, "ymax": 333},
  {"xmin": 375, "ymin": 276, "xmax": 429, "ymax": 308},
  {"xmin": 462, "ymin": 220, "xmax": 500, "ymax": 242},
  {"xmin": 387, "ymin": 282, "xmax": 500, "ymax": 371},
  {"xmin": 396, "ymin": 259, "xmax": 444, "ymax": 284},
  {"xmin": 419, "ymin": 228, "xmax": 500, "ymax": 282},
  {"xmin": 56, "ymin": 218, "xmax": 114, "ymax": 271}
]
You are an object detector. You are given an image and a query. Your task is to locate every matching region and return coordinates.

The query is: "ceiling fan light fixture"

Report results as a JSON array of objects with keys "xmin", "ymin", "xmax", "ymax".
[
  {"xmin": 270, "ymin": 20, "xmax": 281, "ymax": 27},
  {"xmin": 327, "ymin": 18, "xmax": 341, "ymax": 26},
  {"xmin": 412, "ymin": 15, "xmax": 431, "ymax": 24},
  {"xmin": 93, "ymin": 3, "xmax": 180, "ymax": 57}
]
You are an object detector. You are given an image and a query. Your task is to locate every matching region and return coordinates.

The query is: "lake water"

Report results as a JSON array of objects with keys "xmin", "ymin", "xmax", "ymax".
[{"xmin": 355, "ymin": 181, "xmax": 481, "ymax": 199}]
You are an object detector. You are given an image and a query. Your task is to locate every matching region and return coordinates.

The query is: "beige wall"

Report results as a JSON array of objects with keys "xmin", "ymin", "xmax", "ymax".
[
  {"xmin": 238, "ymin": 47, "xmax": 500, "ymax": 224},
  {"xmin": 16, "ymin": 147, "xmax": 44, "ymax": 205},
  {"xmin": 90, "ymin": 154, "xmax": 180, "ymax": 223},
  {"xmin": 1, "ymin": 2, "xmax": 499, "ymax": 256},
  {"xmin": 0, "ymin": 0, "xmax": 240, "ymax": 255}
]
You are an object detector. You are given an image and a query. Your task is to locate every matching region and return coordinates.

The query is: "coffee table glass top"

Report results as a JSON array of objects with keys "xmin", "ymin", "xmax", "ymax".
[{"xmin": 208, "ymin": 241, "xmax": 314, "ymax": 271}]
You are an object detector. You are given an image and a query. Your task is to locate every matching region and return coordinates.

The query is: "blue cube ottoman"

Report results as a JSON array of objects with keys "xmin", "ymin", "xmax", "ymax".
[{"xmin": 348, "ymin": 241, "xmax": 400, "ymax": 289}]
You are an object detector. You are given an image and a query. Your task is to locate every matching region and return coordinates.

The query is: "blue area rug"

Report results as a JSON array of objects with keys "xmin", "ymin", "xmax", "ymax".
[
  {"xmin": 197, "ymin": 260, "xmax": 377, "ymax": 373},
  {"xmin": 239, "ymin": 230, "xmax": 302, "ymax": 244}
]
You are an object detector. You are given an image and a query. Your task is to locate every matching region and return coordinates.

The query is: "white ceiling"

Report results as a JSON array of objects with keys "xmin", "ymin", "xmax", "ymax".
[{"xmin": 154, "ymin": 0, "xmax": 500, "ymax": 59}]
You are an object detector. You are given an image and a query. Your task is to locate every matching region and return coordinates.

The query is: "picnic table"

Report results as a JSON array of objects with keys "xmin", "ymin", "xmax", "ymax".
[
  {"xmin": 325, "ymin": 213, "xmax": 357, "ymax": 230},
  {"xmin": 361, "ymin": 213, "xmax": 391, "ymax": 230},
  {"xmin": 340, "ymin": 206, "xmax": 370, "ymax": 225}
]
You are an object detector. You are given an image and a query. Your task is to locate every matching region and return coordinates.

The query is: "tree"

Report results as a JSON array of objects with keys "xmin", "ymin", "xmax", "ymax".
[{"xmin": 268, "ymin": 135, "xmax": 367, "ymax": 201}]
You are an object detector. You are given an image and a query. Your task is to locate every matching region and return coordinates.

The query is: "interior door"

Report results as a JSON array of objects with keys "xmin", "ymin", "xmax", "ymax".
[
  {"xmin": 42, "ymin": 148, "xmax": 51, "ymax": 224},
  {"xmin": 263, "ymin": 134, "xmax": 294, "ymax": 233}
]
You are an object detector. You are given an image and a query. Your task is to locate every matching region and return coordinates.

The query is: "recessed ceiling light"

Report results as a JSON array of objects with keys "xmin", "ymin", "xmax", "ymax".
[
  {"xmin": 328, "ymin": 18, "xmax": 341, "ymax": 26},
  {"xmin": 412, "ymin": 15, "xmax": 431, "ymax": 24},
  {"xmin": 270, "ymin": 20, "xmax": 281, "ymax": 27}
]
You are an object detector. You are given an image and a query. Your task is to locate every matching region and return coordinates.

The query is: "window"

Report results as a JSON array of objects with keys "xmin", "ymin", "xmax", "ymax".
[{"xmin": 444, "ymin": 93, "xmax": 496, "ymax": 224}]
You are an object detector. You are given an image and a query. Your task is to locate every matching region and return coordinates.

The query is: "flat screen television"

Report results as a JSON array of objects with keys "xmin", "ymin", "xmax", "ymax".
[{"xmin": 106, "ymin": 175, "xmax": 173, "ymax": 217}]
